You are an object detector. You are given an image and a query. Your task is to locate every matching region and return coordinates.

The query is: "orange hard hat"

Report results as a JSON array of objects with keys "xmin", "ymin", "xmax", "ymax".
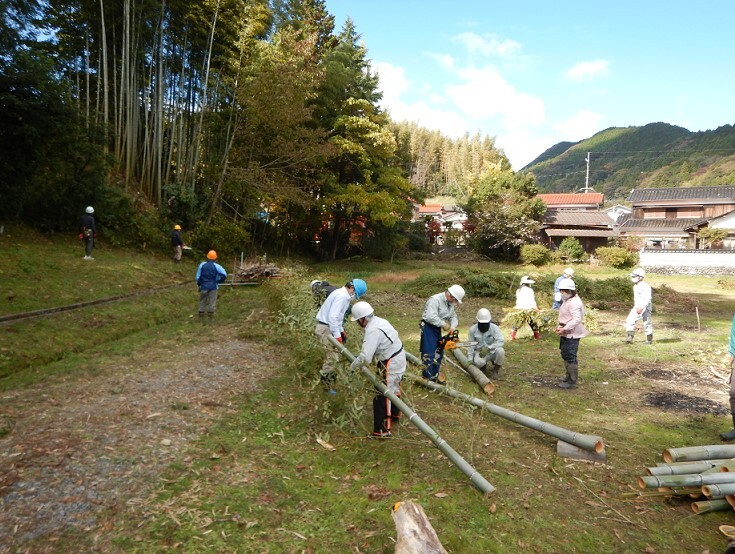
[{"xmin": 206, "ymin": 250, "xmax": 217, "ymax": 260}]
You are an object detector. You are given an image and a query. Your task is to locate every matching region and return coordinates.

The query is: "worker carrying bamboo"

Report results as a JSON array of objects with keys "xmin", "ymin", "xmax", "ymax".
[
  {"xmin": 552, "ymin": 267, "xmax": 575, "ymax": 310},
  {"xmin": 420, "ymin": 284, "xmax": 465, "ymax": 383},
  {"xmin": 511, "ymin": 276, "xmax": 541, "ymax": 340},
  {"xmin": 554, "ymin": 278, "xmax": 586, "ymax": 389},
  {"xmin": 467, "ymin": 308, "xmax": 505, "ymax": 379},
  {"xmin": 625, "ymin": 268, "xmax": 653, "ymax": 344},
  {"xmin": 314, "ymin": 278, "xmax": 367, "ymax": 393},
  {"xmin": 720, "ymin": 313, "xmax": 735, "ymax": 441},
  {"xmin": 350, "ymin": 301, "xmax": 405, "ymax": 438}
]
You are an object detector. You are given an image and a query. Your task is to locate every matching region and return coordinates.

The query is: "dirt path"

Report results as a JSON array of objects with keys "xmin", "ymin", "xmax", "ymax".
[{"xmin": 0, "ymin": 323, "xmax": 281, "ymax": 553}]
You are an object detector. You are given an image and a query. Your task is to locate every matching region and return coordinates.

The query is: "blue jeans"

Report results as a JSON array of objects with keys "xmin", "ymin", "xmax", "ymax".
[
  {"xmin": 559, "ymin": 336, "xmax": 580, "ymax": 364},
  {"xmin": 420, "ymin": 323, "xmax": 443, "ymax": 380}
]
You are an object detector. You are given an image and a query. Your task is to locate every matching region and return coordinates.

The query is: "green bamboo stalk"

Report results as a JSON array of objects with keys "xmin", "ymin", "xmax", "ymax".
[
  {"xmin": 663, "ymin": 445, "xmax": 735, "ymax": 463},
  {"xmin": 648, "ymin": 459, "xmax": 731, "ymax": 475},
  {"xmin": 327, "ymin": 336, "xmax": 495, "ymax": 496},
  {"xmin": 702, "ymin": 483, "xmax": 735, "ymax": 498},
  {"xmin": 719, "ymin": 461, "xmax": 735, "ymax": 472},
  {"xmin": 691, "ymin": 499, "xmax": 732, "ymax": 513},
  {"xmin": 638, "ymin": 473, "xmax": 735, "ymax": 489},
  {"xmin": 622, "ymin": 487, "xmax": 702, "ymax": 499},
  {"xmin": 448, "ymin": 347, "xmax": 494, "ymax": 395},
  {"xmin": 404, "ymin": 350, "xmax": 604, "ymax": 454}
]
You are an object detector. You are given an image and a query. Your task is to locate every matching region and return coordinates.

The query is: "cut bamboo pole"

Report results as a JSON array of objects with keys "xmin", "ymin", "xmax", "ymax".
[
  {"xmin": 448, "ymin": 347, "xmax": 495, "ymax": 395},
  {"xmin": 691, "ymin": 499, "xmax": 731, "ymax": 513},
  {"xmin": 719, "ymin": 461, "xmax": 735, "ymax": 472},
  {"xmin": 327, "ymin": 336, "xmax": 495, "ymax": 496},
  {"xmin": 727, "ymin": 494, "xmax": 735, "ymax": 508},
  {"xmin": 405, "ymin": 368, "xmax": 604, "ymax": 455},
  {"xmin": 638, "ymin": 473, "xmax": 735, "ymax": 489},
  {"xmin": 647, "ymin": 459, "xmax": 731, "ymax": 475},
  {"xmin": 663, "ymin": 445, "xmax": 735, "ymax": 463},
  {"xmin": 703, "ymin": 483, "xmax": 735, "ymax": 498}
]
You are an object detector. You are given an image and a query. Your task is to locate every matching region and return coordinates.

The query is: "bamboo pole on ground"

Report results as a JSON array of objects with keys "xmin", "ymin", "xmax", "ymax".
[
  {"xmin": 691, "ymin": 499, "xmax": 731, "ymax": 513},
  {"xmin": 638, "ymin": 473, "xmax": 735, "ymax": 489},
  {"xmin": 647, "ymin": 459, "xmax": 731, "ymax": 476},
  {"xmin": 447, "ymin": 347, "xmax": 495, "ymax": 395},
  {"xmin": 327, "ymin": 336, "xmax": 495, "ymax": 496},
  {"xmin": 703, "ymin": 483, "xmax": 735, "ymax": 498},
  {"xmin": 663, "ymin": 445, "xmax": 735, "ymax": 463},
  {"xmin": 403, "ymin": 365, "xmax": 604, "ymax": 455}
]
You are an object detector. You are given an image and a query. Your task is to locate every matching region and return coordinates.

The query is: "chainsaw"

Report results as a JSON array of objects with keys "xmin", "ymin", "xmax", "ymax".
[{"xmin": 438, "ymin": 330, "xmax": 477, "ymax": 351}]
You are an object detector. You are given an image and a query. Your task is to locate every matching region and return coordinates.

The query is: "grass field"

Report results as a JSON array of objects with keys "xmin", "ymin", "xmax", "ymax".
[{"xmin": 2, "ymin": 226, "xmax": 735, "ymax": 553}]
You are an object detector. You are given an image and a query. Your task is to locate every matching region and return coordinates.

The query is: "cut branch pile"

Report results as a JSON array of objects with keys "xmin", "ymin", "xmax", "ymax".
[
  {"xmin": 627, "ymin": 444, "xmax": 735, "ymax": 513},
  {"xmin": 234, "ymin": 258, "xmax": 283, "ymax": 281}
]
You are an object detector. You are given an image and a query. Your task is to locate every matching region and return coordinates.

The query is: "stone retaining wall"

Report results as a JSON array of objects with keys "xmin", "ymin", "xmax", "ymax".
[{"xmin": 639, "ymin": 249, "xmax": 735, "ymax": 275}]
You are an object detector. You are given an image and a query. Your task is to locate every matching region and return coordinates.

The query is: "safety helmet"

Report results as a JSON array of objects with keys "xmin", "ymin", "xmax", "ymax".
[
  {"xmin": 630, "ymin": 268, "xmax": 645, "ymax": 278},
  {"xmin": 350, "ymin": 301, "xmax": 374, "ymax": 321},
  {"xmin": 351, "ymin": 278, "xmax": 367, "ymax": 298},
  {"xmin": 558, "ymin": 278, "xmax": 576, "ymax": 291},
  {"xmin": 85, "ymin": 206, "xmax": 94, "ymax": 214},
  {"xmin": 447, "ymin": 284, "xmax": 465, "ymax": 303},
  {"xmin": 206, "ymin": 250, "xmax": 217, "ymax": 260},
  {"xmin": 310, "ymin": 280, "xmax": 320, "ymax": 287},
  {"xmin": 174, "ymin": 224, "xmax": 182, "ymax": 230},
  {"xmin": 564, "ymin": 267, "xmax": 575, "ymax": 277},
  {"xmin": 476, "ymin": 308, "xmax": 492, "ymax": 323},
  {"xmin": 520, "ymin": 275, "xmax": 535, "ymax": 285}
]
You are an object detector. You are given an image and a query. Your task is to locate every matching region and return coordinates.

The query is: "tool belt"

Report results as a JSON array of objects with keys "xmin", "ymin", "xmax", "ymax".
[
  {"xmin": 420, "ymin": 319, "xmax": 440, "ymax": 330},
  {"xmin": 378, "ymin": 347, "xmax": 404, "ymax": 373},
  {"xmin": 317, "ymin": 320, "xmax": 329, "ymax": 326}
]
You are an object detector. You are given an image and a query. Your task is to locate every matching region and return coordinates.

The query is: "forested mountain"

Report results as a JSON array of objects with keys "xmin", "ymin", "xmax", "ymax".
[{"xmin": 522, "ymin": 123, "xmax": 735, "ymax": 202}]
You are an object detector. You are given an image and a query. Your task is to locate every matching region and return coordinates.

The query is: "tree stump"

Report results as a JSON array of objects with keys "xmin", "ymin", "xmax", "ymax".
[{"xmin": 392, "ymin": 501, "xmax": 448, "ymax": 554}]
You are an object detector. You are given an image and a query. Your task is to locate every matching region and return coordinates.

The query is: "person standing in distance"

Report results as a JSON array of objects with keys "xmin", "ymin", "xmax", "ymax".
[
  {"xmin": 511, "ymin": 276, "xmax": 540, "ymax": 340},
  {"xmin": 195, "ymin": 250, "xmax": 227, "ymax": 320},
  {"xmin": 467, "ymin": 308, "xmax": 505, "ymax": 379},
  {"xmin": 625, "ymin": 268, "xmax": 653, "ymax": 344},
  {"xmin": 552, "ymin": 268, "xmax": 575, "ymax": 310},
  {"xmin": 554, "ymin": 278, "xmax": 586, "ymax": 389},
  {"xmin": 314, "ymin": 279, "xmax": 367, "ymax": 392},
  {"xmin": 171, "ymin": 224, "xmax": 186, "ymax": 263},
  {"xmin": 350, "ymin": 302, "xmax": 406, "ymax": 438},
  {"xmin": 78, "ymin": 206, "xmax": 96, "ymax": 260},
  {"xmin": 420, "ymin": 284, "xmax": 465, "ymax": 382}
]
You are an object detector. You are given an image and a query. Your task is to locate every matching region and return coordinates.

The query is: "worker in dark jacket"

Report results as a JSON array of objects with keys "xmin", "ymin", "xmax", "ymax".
[
  {"xmin": 78, "ymin": 206, "xmax": 96, "ymax": 260},
  {"xmin": 171, "ymin": 224, "xmax": 185, "ymax": 262},
  {"xmin": 195, "ymin": 250, "xmax": 227, "ymax": 320}
]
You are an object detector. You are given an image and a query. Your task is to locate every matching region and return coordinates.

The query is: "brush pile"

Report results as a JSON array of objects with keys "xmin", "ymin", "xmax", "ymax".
[
  {"xmin": 234, "ymin": 257, "xmax": 283, "ymax": 281},
  {"xmin": 628, "ymin": 444, "xmax": 735, "ymax": 513}
]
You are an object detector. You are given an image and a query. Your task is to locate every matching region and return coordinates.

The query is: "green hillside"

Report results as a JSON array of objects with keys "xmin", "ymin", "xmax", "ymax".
[{"xmin": 523, "ymin": 123, "xmax": 735, "ymax": 202}]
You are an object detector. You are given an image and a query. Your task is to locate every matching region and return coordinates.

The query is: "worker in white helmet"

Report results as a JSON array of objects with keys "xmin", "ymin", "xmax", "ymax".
[
  {"xmin": 78, "ymin": 206, "xmax": 96, "ymax": 260},
  {"xmin": 552, "ymin": 268, "xmax": 575, "ymax": 310},
  {"xmin": 554, "ymin": 278, "xmax": 586, "ymax": 389},
  {"xmin": 419, "ymin": 284, "xmax": 465, "ymax": 382},
  {"xmin": 467, "ymin": 308, "xmax": 505, "ymax": 379},
  {"xmin": 625, "ymin": 268, "xmax": 653, "ymax": 344},
  {"xmin": 350, "ymin": 301, "xmax": 406, "ymax": 438}
]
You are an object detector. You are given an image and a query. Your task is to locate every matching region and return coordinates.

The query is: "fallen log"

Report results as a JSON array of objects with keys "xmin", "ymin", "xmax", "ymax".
[{"xmin": 392, "ymin": 501, "xmax": 448, "ymax": 554}]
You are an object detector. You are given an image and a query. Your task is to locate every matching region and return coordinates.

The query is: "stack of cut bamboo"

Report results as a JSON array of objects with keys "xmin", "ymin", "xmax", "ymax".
[{"xmin": 630, "ymin": 445, "xmax": 735, "ymax": 513}]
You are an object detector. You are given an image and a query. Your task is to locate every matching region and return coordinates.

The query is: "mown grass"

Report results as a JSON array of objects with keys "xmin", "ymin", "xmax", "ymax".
[{"xmin": 4, "ymin": 236, "xmax": 735, "ymax": 553}]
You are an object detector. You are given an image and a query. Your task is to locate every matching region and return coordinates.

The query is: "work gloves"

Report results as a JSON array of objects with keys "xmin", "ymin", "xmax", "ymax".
[
  {"xmin": 473, "ymin": 353, "xmax": 487, "ymax": 368},
  {"xmin": 340, "ymin": 331, "xmax": 347, "ymax": 345},
  {"xmin": 441, "ymin": 321, "xmax": 451, "ymax": 331}
]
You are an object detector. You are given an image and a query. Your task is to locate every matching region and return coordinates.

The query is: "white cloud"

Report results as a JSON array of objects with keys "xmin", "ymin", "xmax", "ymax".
[
  {"xmin": 554, "ymin": 110, "xmax": 605, "ymax": 140},
  {"xmin": 374, "ymin": 61, "xmax": 409, "ymax": 104},
  {"xmin": 453, "ymin": 32, "xmax": 522, "ymax": 57},
  {"xmin": 425, "ymin": 52, "xmax": 455, "ymax": 70},
  {"xmin": 566, "ymin": 60, "xmax": 610, "ymax": 81}
]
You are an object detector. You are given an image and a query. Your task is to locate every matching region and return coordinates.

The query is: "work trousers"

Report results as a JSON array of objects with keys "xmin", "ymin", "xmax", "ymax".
[
  {"xmin": 420, "ymin": 322, "xmax": 443, "ymax": 380},
  {"xmin": 559, "ymin": 336, "xmax": 580, "ymax": 365},
  {"xmin": 625, "ymin": 304, "xmax": 653, "ymax": 335},
  {"xmin": 198, "ymin": 289, "xmax": 218, "ymax": 315},
  {"xmin": 374, "ymin": 356, "xmax": 405, "ymax": 434},
  {"xmin": 314, "ymin": 322, "xmax": 340, "ymax": 378}
]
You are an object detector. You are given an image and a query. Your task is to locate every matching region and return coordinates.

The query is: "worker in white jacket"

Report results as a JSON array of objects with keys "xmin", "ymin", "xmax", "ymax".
[
  {"xmin": 350, "ymin": 302, "xmax": 406, "ymax": 438},
  {"xmin": 467, "ymin": 308, "xmax": 505, "ymax": 379},
  {"xmin": 511, "ymin": 276, "xmax": 541, "ymax": 340},
  {"xmin": 420, "ymin": 284, "xmax": 465, "ymax": 382},
  {"xmin": 625, "ymin": 268, "xmax": 653, "ymax": 344}
]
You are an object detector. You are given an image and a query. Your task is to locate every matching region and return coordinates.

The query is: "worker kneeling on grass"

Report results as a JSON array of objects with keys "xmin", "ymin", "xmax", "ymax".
[
  {"xmin": 350, "ymin": 301, "xmax": 405, "ymax": 439},
  {"xmin": 467, "ymin": 308, "xmax": 505, "ymax": 379}
]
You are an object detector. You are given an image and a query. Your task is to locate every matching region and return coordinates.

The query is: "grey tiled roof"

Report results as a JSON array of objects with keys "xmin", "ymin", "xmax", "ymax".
[
  {"xmin": 627, "ymin": 186, "xmax": 735, "ymax": 203},
  {"xmin": 543, "ymin": 211, "xmax": 614, "ymax": 226},
  {"xmin": 544, "ymin": 229, "xmax": 617, "ymax": 237},
  {"xmin": 619, "ymin": 217, "xmax": 708, "ymax": 232}
]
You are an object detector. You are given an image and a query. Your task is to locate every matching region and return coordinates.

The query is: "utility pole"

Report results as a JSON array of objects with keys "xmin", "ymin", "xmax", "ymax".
[{"xmin": 578, "ymin": 152, "xmax": 594, "ymax": 193}]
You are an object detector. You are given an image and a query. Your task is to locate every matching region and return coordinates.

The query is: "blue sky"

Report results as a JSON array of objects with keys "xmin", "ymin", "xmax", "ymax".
[{"xmin": 324, "ymin": 1, "xmax": 735, "ymax": 170}]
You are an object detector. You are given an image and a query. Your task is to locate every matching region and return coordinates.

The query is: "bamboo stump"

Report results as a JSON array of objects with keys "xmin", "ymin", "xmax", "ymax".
[{"xmin": 392, "ymin": 501, "xmax": 448, "ymax": 554}]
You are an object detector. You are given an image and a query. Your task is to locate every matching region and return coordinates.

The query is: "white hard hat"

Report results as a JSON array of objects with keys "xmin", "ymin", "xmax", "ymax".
[
  {"xmin": 85, "ymin": 206, "xmax": 94, "ymax": 214},
  {"xmin": 564, "ymin": 267, "xmax": 575, "ymax": 277},
  {"xmin": 630, "ymin": 268, "xmax": 645, "ymax": 278},
  {"xmin": 558, "ymin": 278, "xmax": 576, "ymax": 291},
  {"xmin": 310, "ymin": 280, "xmax": 320, "ymax": 287},
  {"xmin": 520, "ymin": 275, "xmax": 535, "ymax": 285},
  {"xmin": 476, "ymin": 308, "xmax": 492, "ymax": 323},
  {"xmin": 350, "ymin": 301, "xmax": 374, "ymax": 321},
  {"xmin": 447, "ymin": 284, "xmax": 465, "ymax": 303}
]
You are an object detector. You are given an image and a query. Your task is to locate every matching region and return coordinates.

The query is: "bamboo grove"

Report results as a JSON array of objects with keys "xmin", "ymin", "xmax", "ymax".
[{"xmin": 1, "ymin": 0, "xmax": 520, "ymax": 259}]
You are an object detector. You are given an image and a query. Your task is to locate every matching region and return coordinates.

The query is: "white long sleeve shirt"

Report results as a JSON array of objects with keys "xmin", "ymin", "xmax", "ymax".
[
  {"xmin": 351, "ymin": 316, "xmax": 406, "ymax": 371},
  {"xmin": 467, "ymin": 323, "xmax": 504, "ymax": 359},
  {"xmin": 514, "ymin": 286, "xmax": 537, "ymax": 310},
  {"xmin": 633, "ymin": 281, "xmax": 652, "ymax": 310},
  {"xmin": 316, "ymin": 286, "xmax": 351, "ymax": 338},
  {"xmin": 421, "ymin": 292, "xmax": 458, "ymax": 329}
]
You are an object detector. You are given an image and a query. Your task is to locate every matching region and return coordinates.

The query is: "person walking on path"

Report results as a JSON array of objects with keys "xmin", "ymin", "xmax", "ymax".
[
  {"xmin": 314, "ymin": 278, "xmax": 367, "ymax": 393},
  {"xmin": 78, "ymin": 206, "xmax": 96, "ymax": 260},
  {"xmin": 467, "ymin": 308, "xmax": 505, "ymax": 379},
  {"xmin": 554, "ymin": 278, "xmax": 586, "ymax": 389},
  {"xmin": 625, "ymin": 268, "xmax": 653, "ymax": 344},
  {"xmin": 171, "ymin": 225, "xmax": 186, "ymax": 263},
  {"xmin": 350, "ymin": 301, "xmax": 406, "ymax": 438},
  {"xmin": 420, "ymin": 284, "xmax": 465, "ymax": 382},
  {"xmin": 720, "ymin": 314, "xmax": 735, "ymax": 441},
  {"xmin": 552, "ymin": 268, "xmax": 575, "ymax": 310},
  {"xmin": 195, "ymin": 250, "xmax": 227, "ymax": 320},
  {"xmin": 511, "ymin": 276, "xmax": 540, "ymax": 340}
]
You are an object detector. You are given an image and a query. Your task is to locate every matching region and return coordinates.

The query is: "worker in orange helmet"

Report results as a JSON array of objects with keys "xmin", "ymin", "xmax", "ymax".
[{"xmin": 195, "ymin": 250, "xmax": 227, "ymax": 321}]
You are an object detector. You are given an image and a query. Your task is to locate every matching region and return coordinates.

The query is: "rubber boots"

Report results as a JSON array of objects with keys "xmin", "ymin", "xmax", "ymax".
[
  {"xmin": 721, "ymin": 415, "xmax": 735, "ymax": 441},
  {"xmin": 510, "ymin": 330, "xmax": 517, "ymax": 340},
  {"xmin": 645, "ymin": 334, "xmax": 653, "ymax": 344},
  {"xmin": 533, "ymin": 331, "xmax": 541, "ymax": 340},
  {"xmin": 626, "ymin": 331, "xmax": 634, "ymax": 344},
  {"xmin": 559, "ymin": 363, "xmax": 578, "ymax": 389},
  {"xmin": 488, "ymin": 364, "xmax": 501, "ymax": 379}
]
